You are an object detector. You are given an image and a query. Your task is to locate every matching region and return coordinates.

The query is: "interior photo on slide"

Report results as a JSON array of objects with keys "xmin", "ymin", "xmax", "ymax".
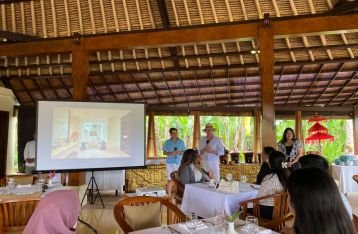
[{"xmin": 51, "ymin": 107, "xmax": 132, "ymax": 159}]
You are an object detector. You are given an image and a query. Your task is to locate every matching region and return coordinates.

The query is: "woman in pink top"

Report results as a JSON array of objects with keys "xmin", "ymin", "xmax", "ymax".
[{"xmin": 24, "ymin": 190, "xmax": 80, "ymax": 234}]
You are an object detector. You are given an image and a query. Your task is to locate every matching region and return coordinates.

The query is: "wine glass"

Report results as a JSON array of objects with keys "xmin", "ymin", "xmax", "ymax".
[
  {"xmin": 240, "ymin": 175, "xmax": 247, "ymax": 183},
  {"xmin": 7, "ymin": 178, "xmax": 15, "ymax": 189},
  {"xmin": 186, "ymin": 212, "xmax": 198, "ymax": 233},
  {"xmin": 214, "ymin": 208, "xmax": 225, "ymax": 225},
  {"xmin": 226, "ymin": 173, "xmax": 233, "ymax": 182},
  {"xmin": 245, "ymin": 216, "xmax": 258, "ymax": 233}
]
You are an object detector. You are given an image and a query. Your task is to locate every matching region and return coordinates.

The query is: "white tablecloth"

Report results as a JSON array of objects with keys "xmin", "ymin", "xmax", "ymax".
[
  {"xmin": 129, "ymin": 217, "xmax": 276, "ymax": 234},
  {"xmin": 181, "ymin": 183, "xmax": 258, "ymax": 218},
  {"xmin": 85, "ymin": 170, "xmax": 125, "ymax": 193},
  {"xmin": 332, "ymin": 165, "xmax": 358, "ymax": 194}
]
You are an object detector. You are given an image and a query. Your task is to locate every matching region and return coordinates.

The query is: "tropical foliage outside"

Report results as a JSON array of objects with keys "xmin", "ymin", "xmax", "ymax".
[
  {"xmin": 153, "ymin": 116, "xmax": 352, "ymax": 163},
  {"xmin": 276, "ymin": 119, "xmax": 352, "ymax": 162}
]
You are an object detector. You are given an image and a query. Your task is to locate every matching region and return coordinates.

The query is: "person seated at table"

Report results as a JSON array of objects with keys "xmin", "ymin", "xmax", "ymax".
[
  {"xmin": 255, "ymin": 146, "xmax": 275, "ymax": 185},
  {"xmin": 24, "ymin": 190, "xmax": 81, "ymax": 234},
  {"xmin": 178, "ymin": 149, "xmax": 213, "ymax": 185},
  {"xmin": 287, "ymin": 168, "xmax": 356, "ymax": 234},
  {"xmin": 298, "ymin": 154, "xmax": 353, "ymax": 219},
  {"xmin": 256, "ymin": 150, "xmax": 288, "ymax": 219}
]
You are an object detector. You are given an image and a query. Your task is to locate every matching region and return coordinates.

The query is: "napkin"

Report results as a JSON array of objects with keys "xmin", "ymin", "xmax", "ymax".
[
  {"xmin": 16, "ymin": 184, "xmax": 32, "ymax": 188},
  {"xmin": 217, "ymin": 179, "xmax": 239, "ymax": 193},
  {"xmin": 179, "ymin": 221, "xmax": 208, "ymax": 232}
]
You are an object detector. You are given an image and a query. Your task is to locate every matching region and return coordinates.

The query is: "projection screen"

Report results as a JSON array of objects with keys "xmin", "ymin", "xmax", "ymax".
[{"xmin": 36, "ymin": 101, "xmax": 145, "ymax": 171}]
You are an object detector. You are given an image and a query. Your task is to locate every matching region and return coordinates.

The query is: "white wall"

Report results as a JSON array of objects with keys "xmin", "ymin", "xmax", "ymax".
[{"xmin": 0, "ymin": 87, "xmax": 17, "ymax": 174}]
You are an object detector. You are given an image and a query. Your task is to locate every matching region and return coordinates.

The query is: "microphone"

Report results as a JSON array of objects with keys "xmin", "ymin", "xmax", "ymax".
[{"xmin": 206, "ymin": 140, "xmax": 210, "ymax": 144}]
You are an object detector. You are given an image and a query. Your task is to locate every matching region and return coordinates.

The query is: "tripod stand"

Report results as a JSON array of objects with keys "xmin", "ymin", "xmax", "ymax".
[{"xmin": 81, "ymin": 171, "xmax": 105, "ymax": 208}]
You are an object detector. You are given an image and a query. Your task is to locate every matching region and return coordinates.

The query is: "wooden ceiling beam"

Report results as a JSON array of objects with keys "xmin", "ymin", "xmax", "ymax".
[
  {"xmin": 0, "ymin": 30, "xmax": 40, "ymax": 42},
  {"xmin": 14, "ymin": 83, "xmax": 357, "ymax": 101},
  {"xmin": 4, "ymin": 42, "xmax": 356, "ymax": 70},
  {"xmin": 0, "ymin": 14, "xmax": 357, "ymax": 56},
  {"xmin": 3, "ymin": 63, "xmax": 357, "ymax": 83},
  {"xmin": 273, "ymin": 13, "xmax": 358, "ymax": 38},
  {"xmin": 7, "ymin": 72, "xmax": 358, "ymax": 96}
]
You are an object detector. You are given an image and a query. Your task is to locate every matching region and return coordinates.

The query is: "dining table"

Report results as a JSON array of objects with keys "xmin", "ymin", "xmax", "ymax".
[
  {"xmin": 129, "ymin": 216, "xmax": 276, "ymax": 234},
  {"xmin": 0, "ymin": 183, "xmax": 67, "ymax": 201},
  {"xmin": 181, "ymin": 182, "xmax": 259, "ymax": 218},
  {"xmin": 331, "ymin": 164, "xmax": 358, "ymax": 194}
]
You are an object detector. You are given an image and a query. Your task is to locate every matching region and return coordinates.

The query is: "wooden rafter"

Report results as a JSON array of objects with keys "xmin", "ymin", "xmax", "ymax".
[
  {"xmin": 274, "ymin": 66, "xmax": 285, "ymax": 97},
  {"xmin": 114, "ymin": 74, "xmax": 133, "ymax": 102},
  {"xmin": 130, "ymin": 74, "xmax": 145, "ymax": 102},
  {"xmin": 285, "ymin": 65, "xmax": 304, "ymax": 105},
  {"xmin": 298, "ymin": 64, "xmax": 325, "ymax": 105},
  {"xmin": 1, "ymin": 14, "xmax": 358, "ymax": 57},
  {"xmin": 0, "ymin": 30, "xmax": 40, "ymax": 41},
  {"xmin": 145, "ymin": 73, "xmax": 161, "ymax": 104},
  {"xmin": 177, "ymin": 71, "xmax": 190, "ymax": 107},
  {"xmin": 328, "ymin": 70, "xmax": 358, "ymax": 105},
  {"xmin": 313, "ymin": 63, "xmax": 345, "ymax": 106},
  {"xmin": 160, "ymin": 71, "xmax": 175, "ymax": 105},
  {"xmin": 193, "ymin": 71, "xmax": 204, "ymax": 107}
]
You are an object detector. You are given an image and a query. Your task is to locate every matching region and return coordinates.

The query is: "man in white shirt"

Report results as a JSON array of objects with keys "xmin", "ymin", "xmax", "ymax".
[
  {"xmin": 199, "ymin": 123, "xmax": 225, "ymax": 180},
  {"xmin": 24, "ymin": 133, "xmax": 36, "ymax": 175}
]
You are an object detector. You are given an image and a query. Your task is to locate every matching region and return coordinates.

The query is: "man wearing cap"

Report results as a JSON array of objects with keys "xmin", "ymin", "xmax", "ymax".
[
  {"xmin": 199, "ymin": 123, "xmax": 225, "ymax": 180},
  {"xmin": 163, "ymin": 128, "xmax": 186, "ymax": 196}
]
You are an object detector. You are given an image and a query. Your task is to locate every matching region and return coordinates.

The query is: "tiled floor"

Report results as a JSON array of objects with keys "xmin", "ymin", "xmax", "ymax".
[{"xmin": 77, "ymin": 191, "xmax": 125, "ymax": 234}]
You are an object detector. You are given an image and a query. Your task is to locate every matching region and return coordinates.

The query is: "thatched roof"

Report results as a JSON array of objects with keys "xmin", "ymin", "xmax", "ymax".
[{"xmin": 0, "ymin": 0, "xmax": 357, "ymax": 110}]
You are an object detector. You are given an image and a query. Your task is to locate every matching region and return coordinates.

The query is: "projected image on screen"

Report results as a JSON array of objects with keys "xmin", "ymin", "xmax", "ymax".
[{"xmin": 51, "ymin": 108, "xmax": 131, "ymax": 159}]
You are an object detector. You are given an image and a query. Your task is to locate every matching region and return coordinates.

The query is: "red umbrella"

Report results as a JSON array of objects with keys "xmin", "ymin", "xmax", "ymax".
[
  {"xmin": 305, "ymin": 132, "xmax": 334, "ymax": 144},
  {"xmin": 308, "ymin": 122, "xmax": 328, "ymax": 134},
  {"xmin": 308, "ymin": 114, "xmax": 327, "ymax": 123}
]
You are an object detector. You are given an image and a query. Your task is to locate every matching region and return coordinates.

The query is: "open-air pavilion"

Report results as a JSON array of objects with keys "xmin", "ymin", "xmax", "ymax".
[{"xmin": 0, "ymin": 0, "xmax": 357, "ymax": 233}]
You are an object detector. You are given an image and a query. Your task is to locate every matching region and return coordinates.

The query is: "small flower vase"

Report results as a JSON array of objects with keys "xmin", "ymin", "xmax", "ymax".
[{"xmin": 227, "ymin": 222, "xmax": 238, "ymax": 234}]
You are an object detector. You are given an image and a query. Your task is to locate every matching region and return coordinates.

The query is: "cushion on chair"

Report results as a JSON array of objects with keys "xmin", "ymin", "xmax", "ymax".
[{"xmin": 123, "ymin": 201, "xmax": 161, "ymax": 231}]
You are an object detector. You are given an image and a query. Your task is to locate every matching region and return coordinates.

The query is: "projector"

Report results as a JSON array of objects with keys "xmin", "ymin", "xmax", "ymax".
[{"xmin": 135, "ymin": 187, "xmax": 167, "ymax": 197}]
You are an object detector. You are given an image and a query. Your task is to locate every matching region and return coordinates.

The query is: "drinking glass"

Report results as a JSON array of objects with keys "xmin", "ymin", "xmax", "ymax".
[
  {"xmin": 240, "ymin": 175, "xmax": 247, "ymax": 183},
  {"xmin": 245, "ymin": 216, "xmax": 258, "ymax": 233},
  {"xmin": 186, "ymin": 212, "xmax": 198, "ymax": 233},
  {"xmin": 214, "ymin": 208, "xmax": 225, "ymax": 225},
  {"xmin": 37, "ymin": 178, "xmax": 45, "ymax": 188},
  {"xmin": 226, "ymin": 173, "xmax": 233, "ymax": 182},
  {"xmin": 7, "ymin": 178, "xmax": 15, "ymax": 189}
]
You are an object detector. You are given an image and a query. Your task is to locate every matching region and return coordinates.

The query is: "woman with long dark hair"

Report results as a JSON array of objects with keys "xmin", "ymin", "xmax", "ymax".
[
  {"xmin": 255, "ymin": 146, "xmax": 275, "ymax": 185},
  {"xmin": 178, "ymin": 149, "xmax": 212, "ymax": 185},
  {"xmin": 287, "ymin": 168, "xmax": 356, "ymax": 234},
  {"xmin": 277, "ymin": 127, "xmax": 303, "ymax": 168},
  {"xmin": 256, "ymin": 150, "xmax": 288, "ymax": 219}
]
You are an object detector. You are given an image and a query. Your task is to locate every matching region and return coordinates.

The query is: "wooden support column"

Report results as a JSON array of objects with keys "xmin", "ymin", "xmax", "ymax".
[
  {"xmin": 66, "ymin": 36, "xmax": 89, "ymax": 186},
  {"xmin": 192, "ymin": 111, "xmax": 201, "ymax": 148},
  {"xmin": 295, "ymin": 111, "xmax": 303, "ymax": 141},
  {"xmin": 253, "ymin": 109, "xmax": 262, "ymax": 163},
  {"xmin": 353, "ymin": 105, "xmax": 358, "ymax": 155},
  {"xmin": 259, "ymin": 15, "xmax": 276, "ymax": 148},
  {"xmin": 147, "ymin": 111, "xmax": 157, "ymax": 157}
]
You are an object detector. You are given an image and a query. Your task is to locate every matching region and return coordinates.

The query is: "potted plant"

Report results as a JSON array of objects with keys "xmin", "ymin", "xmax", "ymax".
[{"xmin": 226, "ymin": 210, "xmax": 242, "ymax": 234}]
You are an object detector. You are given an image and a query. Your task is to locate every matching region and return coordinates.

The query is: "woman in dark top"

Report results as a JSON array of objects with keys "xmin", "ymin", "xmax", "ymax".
[
  {"xmin": 287, "ymin": 168, "xmax": 356, "ymax": 234},
  {"xmin": 277, "ymin": 128, "xmax": 303, "ymax": 169},
  {"xmin": 255, "ymin": 146, "xmax": 275, "ymax": 185}
]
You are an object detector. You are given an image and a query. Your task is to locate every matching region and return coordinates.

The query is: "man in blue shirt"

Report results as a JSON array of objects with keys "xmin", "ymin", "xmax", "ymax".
[{"xmin": 163, "ymin": 128, "xmax": 186, "ymax": 196}]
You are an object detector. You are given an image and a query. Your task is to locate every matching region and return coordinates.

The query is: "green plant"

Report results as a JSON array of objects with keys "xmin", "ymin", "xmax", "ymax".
[{"xmin": 226, "ymin": 210, "xmax": 242, "ymax": 222}]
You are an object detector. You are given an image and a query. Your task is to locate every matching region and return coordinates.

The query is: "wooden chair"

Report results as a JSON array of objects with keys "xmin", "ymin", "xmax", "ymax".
[
  {"xmin": 353, "ymin": 175, "xmax": 358, "ymax": 184},
  {"xmin": 239, "ymin": 191, "xmax": 293, "ymax": 232},
  {"xmin": 170, "ymin": 171, "xmax": 185, "ymax": 206},
  {"xmin": 113, "ymin": 196, "xmax": 186, "ymax": 234},
  {"xmin": 0, "ymin": 197, "xmax": 40, "ymax": 233}
]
